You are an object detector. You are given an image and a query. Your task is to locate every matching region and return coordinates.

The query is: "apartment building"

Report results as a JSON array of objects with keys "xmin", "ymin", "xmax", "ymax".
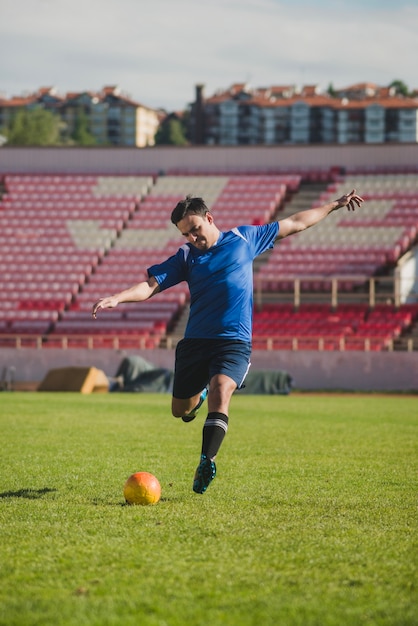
[
  {"xmin": 0, "ymin": 86, "xmax": 161, "ymax": 147},
  {"xmin": 189, "ymin": 82, "xmax": 418, "ymax": 146}
]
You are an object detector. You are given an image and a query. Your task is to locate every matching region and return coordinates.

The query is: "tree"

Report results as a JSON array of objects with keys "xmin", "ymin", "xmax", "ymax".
[
  {"xmin": 327, "ymin": 82, "xmax": 337, "ymax": 98},
  {"xmin": 71, "ymin": 108, "xmax": 97, "ymax": 145},
  {"xmin": 389, "ymin": 80, "xmax": 410, "ymax": 97},
  {"xmin": 155, "ymin": 115, "xmax": 189, "ymax": 146},
  {"xmin": 4, "ymin": 108, "xmax": 61, "ymax": 145}
]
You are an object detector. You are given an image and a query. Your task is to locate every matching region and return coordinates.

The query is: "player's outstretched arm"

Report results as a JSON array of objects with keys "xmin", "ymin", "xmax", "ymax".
[
  {"xmin": 277, "ymin": 189, "xmax": 364, "ymax": 240},
  {"xmin": 92, "ymin": 276, "xmax": 159, "ymax": 319}
]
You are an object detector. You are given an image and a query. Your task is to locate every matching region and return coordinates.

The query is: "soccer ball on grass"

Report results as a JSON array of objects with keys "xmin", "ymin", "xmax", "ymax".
[{"xmin": 123, "ymin": 471, "xmax": 161, "ymax": 505}]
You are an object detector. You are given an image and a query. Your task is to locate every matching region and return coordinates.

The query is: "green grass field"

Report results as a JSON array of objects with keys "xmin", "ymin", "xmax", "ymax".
[{"xmin": 0, "ymin": 392, "xmax": 417, "ymax": 626}]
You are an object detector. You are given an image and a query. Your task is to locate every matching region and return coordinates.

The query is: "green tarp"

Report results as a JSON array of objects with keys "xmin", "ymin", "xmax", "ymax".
[{"xmin": 112, "ymin": 356, "xmax": 292, "ymax": 395}]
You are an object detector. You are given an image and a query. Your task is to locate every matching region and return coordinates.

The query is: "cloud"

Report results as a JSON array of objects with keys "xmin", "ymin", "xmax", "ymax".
[{"xmin": 1, "ymin": 0, "xmax": 417, "ymax": 110}]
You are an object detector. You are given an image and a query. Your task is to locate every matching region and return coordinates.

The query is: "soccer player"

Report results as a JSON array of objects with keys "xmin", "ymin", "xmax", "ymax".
[{"xmin": 92, "ymin": 189, "xmax": 364, "ymax": 494}]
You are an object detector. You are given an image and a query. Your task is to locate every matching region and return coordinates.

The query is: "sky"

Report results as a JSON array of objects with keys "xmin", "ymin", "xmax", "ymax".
[{"xmin": 1, "ymin": 0, "xmax": 417, "ymax": 111}]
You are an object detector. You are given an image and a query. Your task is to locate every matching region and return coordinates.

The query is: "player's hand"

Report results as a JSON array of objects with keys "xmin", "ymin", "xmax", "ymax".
[
  {"xmin": 92, "ymin": 296, "xmax": 118, "ymax": 319},
  {"xmin": 336, "ymin": 189, "xmax": 364, "ymax": 211}
]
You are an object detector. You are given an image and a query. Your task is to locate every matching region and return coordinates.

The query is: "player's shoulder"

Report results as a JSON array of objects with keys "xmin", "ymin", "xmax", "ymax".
[
  {"xmin": 231, "ymin": 223, "xmax": 276, "ymax": 239},
  {"xmin": 229, "ymin": 224, "xmax": 256, "ymax": 241},
  {"xmin": 178, "ymin": 243, "xmax": 192, "ymax": 258}
]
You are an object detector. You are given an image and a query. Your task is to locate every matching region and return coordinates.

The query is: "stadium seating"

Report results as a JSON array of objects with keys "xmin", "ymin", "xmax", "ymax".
[
  {"xmin": 1, "ymin": 171, "xmax": 416, "ymax": 351},
  {"xmin": 252, "ymin": 302, "xmax": 418, "ymax": 351},
  {"xmin": 0, "ymin": 174, "xmax": 155, "ymax": 345},
  {"xmin": 209, "ymin": 175, "xmax": 295, "ymax": 230},
  {"xmin": 255, "ymin": 173, "xmax": 418, "ymax": 294},
  {"xmin": 53, "ymin": 174, "xmax": 289, "ymax": 344}
]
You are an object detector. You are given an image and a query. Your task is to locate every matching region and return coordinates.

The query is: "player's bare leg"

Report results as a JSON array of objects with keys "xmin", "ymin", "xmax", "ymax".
[{"xmin": 171, "ymin": 388, "xmax": 208, "ymax": 421}]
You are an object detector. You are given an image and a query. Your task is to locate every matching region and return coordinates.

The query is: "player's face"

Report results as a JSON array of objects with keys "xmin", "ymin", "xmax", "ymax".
[{"xmin": 176, "ymin": 212, "xmax": 218, "ymax": 250}]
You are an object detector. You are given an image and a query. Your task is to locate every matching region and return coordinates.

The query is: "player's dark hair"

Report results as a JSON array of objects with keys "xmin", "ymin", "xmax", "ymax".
[{"xmin": 171, "ymin": 195, "xmax": 210, "ymax": 225}]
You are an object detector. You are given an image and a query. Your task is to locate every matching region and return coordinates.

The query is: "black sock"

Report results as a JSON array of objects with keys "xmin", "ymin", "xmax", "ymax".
[{"xmin": 201, "ymin": 412, "xmax": 229, "ymax": 460}]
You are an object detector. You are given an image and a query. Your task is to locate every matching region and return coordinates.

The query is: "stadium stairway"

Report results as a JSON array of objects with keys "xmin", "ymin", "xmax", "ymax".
[{"xmin": 254, "ymin": 175, "xmax": 418, "ymax": 296}]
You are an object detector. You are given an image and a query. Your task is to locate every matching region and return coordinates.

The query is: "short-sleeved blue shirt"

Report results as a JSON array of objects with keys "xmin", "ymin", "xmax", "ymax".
[{"xmin": 147, "ymin": 222, "xmax": 279, "ymax": 342}]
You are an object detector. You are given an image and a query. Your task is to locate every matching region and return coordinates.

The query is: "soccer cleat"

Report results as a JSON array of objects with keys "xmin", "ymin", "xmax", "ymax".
[
  {"xmin": 181, "ymin": 387, "xmax": 208, "ymax": 423},
  {"xmin": 193, "ymin": 454, "xmax": 216, "ymax": 494}
]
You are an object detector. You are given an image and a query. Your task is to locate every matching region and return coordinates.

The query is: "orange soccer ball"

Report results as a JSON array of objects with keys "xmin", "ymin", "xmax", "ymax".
[{"xmin": 123, "ymin": 471, "xmax": 161, "ymax": 505}]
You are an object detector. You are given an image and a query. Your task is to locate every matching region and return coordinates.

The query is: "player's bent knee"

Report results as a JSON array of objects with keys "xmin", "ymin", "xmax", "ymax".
[
  {"xmin": 171, "ymin": 399, "xmax": 189, "ymax": 418},
  {"xmin": 210, "ymin": 374, "xmax": 237, "ymax": 398}
]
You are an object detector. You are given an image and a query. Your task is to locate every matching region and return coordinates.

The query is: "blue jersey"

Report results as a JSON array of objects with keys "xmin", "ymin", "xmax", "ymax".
[{"xmin": 147, "ymin": 222, "xmax": 279, "ymax": 342}]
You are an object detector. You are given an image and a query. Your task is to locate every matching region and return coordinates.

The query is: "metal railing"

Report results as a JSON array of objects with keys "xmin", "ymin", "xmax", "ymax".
[
  {"xmin": 254, "ymin": 274, "xmax": 407, "ymax": 309},
  {"xmin": 1, "ymin": 274, "xmax": 416, "ymax": 351}
]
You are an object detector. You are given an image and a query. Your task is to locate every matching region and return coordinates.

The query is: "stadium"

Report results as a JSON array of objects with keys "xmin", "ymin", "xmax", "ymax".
[
  {"xmin": 0, "ymin": 143, "xmax": 417, "ymax": 392},
  {"xmin": 0, "ymin": 143, "xmax": 417, "ymax": 626}
]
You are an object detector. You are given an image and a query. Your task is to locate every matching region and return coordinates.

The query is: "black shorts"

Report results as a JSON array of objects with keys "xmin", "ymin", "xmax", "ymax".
[{"xmin": 173, "ymin": 338, "xmax": 252, "ymax": 399}]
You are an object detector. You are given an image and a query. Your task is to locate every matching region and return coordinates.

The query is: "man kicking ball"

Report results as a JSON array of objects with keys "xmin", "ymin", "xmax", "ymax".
[{"xmin": 92, "ymin": 189, "xmax": 364, "ymax": 494}]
